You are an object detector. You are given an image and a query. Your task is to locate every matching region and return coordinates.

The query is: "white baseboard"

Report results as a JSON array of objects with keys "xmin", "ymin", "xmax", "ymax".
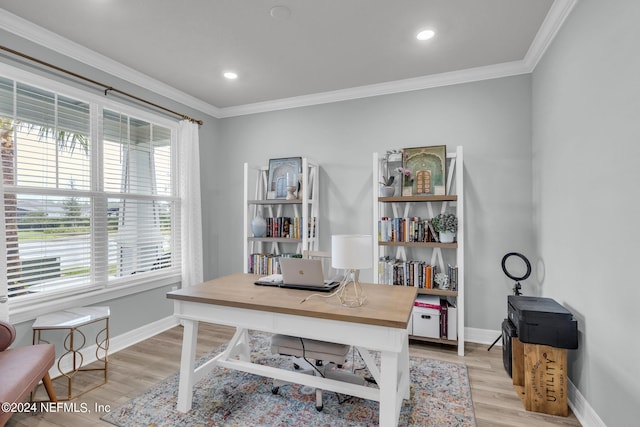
[
  {"xmin": 465, "ymin": 326, "xmax": 503, "ymax": 346},
  {"xmin": 47, "ymin": 320, "xmax": 603, "ymax": 427},
  {"xmin": 49, "ymin": 315, "xmax": 180, "ymax": 380},
  {"xmin": 568, "ymin": 380, "xmax": 606, "ymax": 427}
]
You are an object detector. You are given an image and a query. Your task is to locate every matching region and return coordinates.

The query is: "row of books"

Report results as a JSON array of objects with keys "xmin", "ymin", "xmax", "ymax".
[
  {"xmin": 377, "ymin": 258, "xmax": 459, "ymax": 291},
  {"xmin": 248, "ymin": 252, "xmax": 301, "ymax": 275},
  {"xmin": 378, "ymin": 258, "xmax": 439, "ymax": 289},
  {"xmin": 262, "ymin": 217, "xmax": 298, "ymax": 239},
  {"xmin": 378, "ymin": 216, "xmax": 440, "ymax": 243},
  {"xmin": 261, "ymin": 217, "xmax": 317, "ymax": 239}
]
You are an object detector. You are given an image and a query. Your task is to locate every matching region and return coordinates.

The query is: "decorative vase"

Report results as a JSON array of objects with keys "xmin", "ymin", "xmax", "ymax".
[
  {"xmin": 439, "ymin": 231, "xmax": 455, "ymax": 243},
  {"xmin": 380, "ymin": 185, "xmax": 395, "ymax": 197},
  {"xmin": 251, "ymin": 210, "xmax": 267, "ymax": 237}
]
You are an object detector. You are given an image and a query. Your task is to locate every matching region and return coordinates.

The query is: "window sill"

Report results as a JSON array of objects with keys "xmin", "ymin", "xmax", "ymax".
[{"xmin": 9, "ymin": 272, "xmax": 182, "ymax": 325}]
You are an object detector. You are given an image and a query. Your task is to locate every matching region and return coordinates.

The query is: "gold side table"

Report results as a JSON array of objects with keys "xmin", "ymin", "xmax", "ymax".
[{"xmin": 32, "ymin": 306, "xmax": 110, "ymax": 401}]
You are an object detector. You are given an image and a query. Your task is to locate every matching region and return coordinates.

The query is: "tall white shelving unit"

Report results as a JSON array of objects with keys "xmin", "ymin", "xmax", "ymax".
[
  {"xmin": 372, "ymin": 146, "xmax": 465, "ymax": 355},
  {"xmin": 243, "ymin": 158, "xmax": 319, "ymax": 274}
]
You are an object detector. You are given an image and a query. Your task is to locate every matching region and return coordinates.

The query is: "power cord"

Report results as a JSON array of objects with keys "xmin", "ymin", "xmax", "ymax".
[{"xmin": 297, "ymin": 338, "xmax": 374, "ymax": 405}]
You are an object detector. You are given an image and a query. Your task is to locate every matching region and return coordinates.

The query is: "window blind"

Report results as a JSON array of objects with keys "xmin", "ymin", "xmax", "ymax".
[{"xmin": 1, "ymin": 77, "xmax": 179, "ymax": 303}]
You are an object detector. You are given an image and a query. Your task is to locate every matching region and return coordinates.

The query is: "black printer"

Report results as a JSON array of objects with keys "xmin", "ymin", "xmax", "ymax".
[{"xmin": 507, "ymin": 295, "xmax": 578, "ymax": 349}]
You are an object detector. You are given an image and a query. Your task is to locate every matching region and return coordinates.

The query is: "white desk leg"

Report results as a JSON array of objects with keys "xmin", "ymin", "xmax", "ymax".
[
  {"xmin": 238, "ymin": 328, "xmax": 250, "ymax": 362},
  {"xmin": 177, "ymin": 319, "xmax": 199, "ymax": 413},
  {"xmin": 379, "ymin": 350, "xmax": 400, "ymax": 427},
  {"xmin": 400, "ymin": 337, "xmax": 410, "ymax": 400}
]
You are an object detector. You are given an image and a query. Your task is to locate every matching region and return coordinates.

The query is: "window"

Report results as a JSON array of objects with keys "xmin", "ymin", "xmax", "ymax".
[{"xmin": 1, "ymin": 76, "xmax": 180, "ymax": 305}]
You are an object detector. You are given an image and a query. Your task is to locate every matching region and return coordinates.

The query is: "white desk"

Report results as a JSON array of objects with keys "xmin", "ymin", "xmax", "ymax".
[{"xmin": 167, "ymin": 273, "xmax": 416, "ymax": 427}]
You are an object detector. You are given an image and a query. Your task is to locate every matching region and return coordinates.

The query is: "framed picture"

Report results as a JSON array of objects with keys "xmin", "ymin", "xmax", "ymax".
[
  {"xmin": 402, "ymin": 145, "xmax": 447, "ymax": 196},
  {"xmin": 267, "ymin": 157, "xmax": 302, "ymax": 199}
]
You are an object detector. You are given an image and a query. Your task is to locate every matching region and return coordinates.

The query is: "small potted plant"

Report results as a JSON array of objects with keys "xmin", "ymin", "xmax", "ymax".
[
  {"xmin": 379, "ymin": 174, "xmax": 395, "ymax": 197},
  {"xmin": 431, "ymin": 213, "xmax": 457, "ymax": 243},
  {"xmin": 434, "ymin": 272, "xmax": 450, "ymax": 289}
]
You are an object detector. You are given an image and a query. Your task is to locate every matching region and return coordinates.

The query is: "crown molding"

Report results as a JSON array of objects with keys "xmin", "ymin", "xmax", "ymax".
[
  {"xmin": 217, "ymin": 60, "xmax": 529, "ymax": 118},
  {"xmin": 0, "ymin": 8, "xmax": 222, "ymax": 119},
  {"xmin": 1, "ymin": 0, "xmax": 574, "ymax": 120},
  {"xmin": 523, "ymin": 0, "xmax": 579, "ymax": 71}
]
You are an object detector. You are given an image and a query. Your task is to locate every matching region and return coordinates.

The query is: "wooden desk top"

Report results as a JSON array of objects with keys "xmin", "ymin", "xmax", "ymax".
[{"xmin": 167, "ymin": 273, "xmax": 417, "ymax": 329}]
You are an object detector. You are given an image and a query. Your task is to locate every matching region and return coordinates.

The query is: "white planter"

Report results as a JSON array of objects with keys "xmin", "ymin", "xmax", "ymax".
[
  {"xmin": 380, "ymin": 186, "xmax": 395, "ymax": 197},
  {"xmin": 439, "ymin": 231, "xmax": 456, "ymax": 243}
]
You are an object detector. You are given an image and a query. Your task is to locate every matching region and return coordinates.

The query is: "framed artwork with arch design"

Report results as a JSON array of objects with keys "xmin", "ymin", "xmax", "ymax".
[{"xmin": 401, "ymin": 145, "xmax": 447, "ymax": 196}]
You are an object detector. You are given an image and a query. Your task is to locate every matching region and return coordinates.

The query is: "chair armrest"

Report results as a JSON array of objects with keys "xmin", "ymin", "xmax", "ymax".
[{"xmin": 0, "ymin": 320, "xmax": 17, "ymax": 352}]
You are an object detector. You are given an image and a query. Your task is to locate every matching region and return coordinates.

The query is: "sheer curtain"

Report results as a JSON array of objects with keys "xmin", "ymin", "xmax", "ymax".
[
  {"xmin": 0, "ymin": 174, "xmax": 7, "ymax": 321},
  {"xmin": 178, "ymin": 120, "xmax": 203, "ymax": 288}
]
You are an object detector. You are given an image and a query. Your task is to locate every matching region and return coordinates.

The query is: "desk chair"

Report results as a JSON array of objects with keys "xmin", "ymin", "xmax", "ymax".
[{"xmin": 270, "ymin": 251, "xmax": 366, "ymax": 411}]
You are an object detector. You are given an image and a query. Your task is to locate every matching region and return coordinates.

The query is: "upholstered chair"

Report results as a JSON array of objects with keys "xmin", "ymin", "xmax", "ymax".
[{"xmin": 0, "ymin": 320, "xmax": 57, "ymax": 426}]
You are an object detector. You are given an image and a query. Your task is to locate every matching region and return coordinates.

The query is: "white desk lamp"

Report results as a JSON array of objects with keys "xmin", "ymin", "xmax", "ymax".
[{"xmin": 331, "ymin": 234, "xmax": 372, "ymax": 307}]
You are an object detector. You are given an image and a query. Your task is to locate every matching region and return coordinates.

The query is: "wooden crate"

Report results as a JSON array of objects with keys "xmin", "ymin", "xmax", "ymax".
[{"xmin": 512, "ymin": 338, "xmax": 568, "ymax": 416}]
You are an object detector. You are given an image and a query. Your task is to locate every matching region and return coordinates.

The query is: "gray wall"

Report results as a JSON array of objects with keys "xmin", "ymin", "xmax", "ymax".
[
  {"xmin": 532, "ymin": 0, "xmax": 640, "ymax": 425},
  {"xmin": 208, "ymin": 75, "xmax": 535, "ymax": 333}
]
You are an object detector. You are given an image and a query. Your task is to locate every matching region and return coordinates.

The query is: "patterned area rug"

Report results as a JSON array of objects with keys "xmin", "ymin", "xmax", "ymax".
[{"xmin": 102, "ymin": 331, "xmax": 475, "ymax": 426}]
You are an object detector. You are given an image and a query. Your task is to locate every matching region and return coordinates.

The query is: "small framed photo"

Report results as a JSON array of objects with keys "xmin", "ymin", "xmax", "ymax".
[
  {"xmin": 402, "ymin": 145, "xmax": 447, "ymax": 195},
  {"xmin": 267, "ymin": 157, "xmax": 302, "ymax": 199}
]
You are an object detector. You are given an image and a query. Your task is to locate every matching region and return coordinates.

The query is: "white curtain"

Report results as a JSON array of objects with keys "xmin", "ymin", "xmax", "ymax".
[
  {"xmin": 0, "ymin": 175, "xmax": 8, "ymax": 321},
  {"xmin": 178, "ymin": 120, "xmax": 203, "ymax": 288}
]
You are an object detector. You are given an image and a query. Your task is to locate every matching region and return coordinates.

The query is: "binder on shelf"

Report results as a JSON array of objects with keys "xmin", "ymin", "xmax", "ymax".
[{"xmin": 447, "ymin": 303, "xmax": 457, "ymax": 340}]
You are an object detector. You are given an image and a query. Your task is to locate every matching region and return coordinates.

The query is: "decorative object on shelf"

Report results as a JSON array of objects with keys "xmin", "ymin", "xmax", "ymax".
[
  {"xmin": 267, "ymin": 157, "xmax": 302, "ymax": 199},
  {"xmin": 434, "ymin": 272, "xmax": 450, "ymax": 289},
  {"xmin": 379, "ymin": 174, "xmax": 395, "ymax": 197},
  {"xmin": 251, "ymin": 210, "xmax": 267, "ymax": 237},
  {"xmin": 432, "ymin": 213, "xmax": 457, "ymax": 243},
  {"xmin": 285, "ymin": 172, "xmax": 298, "ymax": 200},
  {"xmin": 297, "ymin": 173, "xmax": 303, "ymax": 199},
  {"xmin": 395, "ymin": 167, "xmax": 414, "ymax": 196},
  {"xmin": 331, "ymin": 234, "xmax": 372, "ymax": 307},
  {"xmin": 384, "ymin": 150, "xmax": 403, "ymax": 196},
  {"xmin": 402, "ymin": 145, "xmax": 447, "ymax": 195}
]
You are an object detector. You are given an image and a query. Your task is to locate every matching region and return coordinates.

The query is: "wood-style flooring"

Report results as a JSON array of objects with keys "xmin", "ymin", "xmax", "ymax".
[{"xmin": 7, "ymin": 323, "xmax": 582, "ymax": 426}]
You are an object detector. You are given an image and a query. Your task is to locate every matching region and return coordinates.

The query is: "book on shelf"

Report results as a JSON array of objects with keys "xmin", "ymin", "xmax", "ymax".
[
  {"xmin": 377, "ymin": 257, "xmax": 438, "ymax": 288},
  {"xmin": 248, "ymin": 252, "xmax": 302, "ymax": 275},
  {"xmin": 440, "ymin": 301, "xmax": 448, "ymax": 339},
  {"xmin": 378, "ymin": 216, "xmax": 438, "ymax": 243},
  {"xmin": 414, "ymin": 294, "xmax": 440, "ymax": 309},
  {"xmin": 447, "ymin": 264, "xmax": 458, "ymax": 291},
  {"xmin": 263, "ymin": 216, "xmax": 297, "ymax": 238},
  {"xmin": 447, "ymin": 302, "xmax": 457, "ymax": 340},
  {"xmin": 308, "ymin": 217, "xmax": 317, "ymax": 238}
]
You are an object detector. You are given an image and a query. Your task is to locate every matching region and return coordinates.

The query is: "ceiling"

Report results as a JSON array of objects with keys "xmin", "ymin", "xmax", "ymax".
[{"xmin": 0, "ymin": 1, "xmax": 574, "ymax": 117}]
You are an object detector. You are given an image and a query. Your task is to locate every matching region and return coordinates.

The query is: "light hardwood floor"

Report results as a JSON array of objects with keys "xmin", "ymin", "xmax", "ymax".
[{"xmin": 8, "ymin": 323, "xmax": 582, "ymax": 427}]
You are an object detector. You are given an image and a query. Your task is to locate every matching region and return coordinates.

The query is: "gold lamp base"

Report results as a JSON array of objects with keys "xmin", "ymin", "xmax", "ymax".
[{"xmin": 337, "ymin": 270, "xmax": 366, "ymax": 307}]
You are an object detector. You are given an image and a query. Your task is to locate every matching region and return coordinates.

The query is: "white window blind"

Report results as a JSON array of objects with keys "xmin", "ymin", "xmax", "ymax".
[{"xmin": 1, "ymin": 76, "xmax": 179, "ymax": 303}]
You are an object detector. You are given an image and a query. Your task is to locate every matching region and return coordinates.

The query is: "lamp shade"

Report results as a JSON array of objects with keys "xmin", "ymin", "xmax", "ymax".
[{"xmin": 331, "ymin": 234, "xmax": 372, "ymax": 270}]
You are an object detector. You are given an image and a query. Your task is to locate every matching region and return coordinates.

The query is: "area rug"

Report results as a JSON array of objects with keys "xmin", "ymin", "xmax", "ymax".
[{"xmin": 102, "ymin": 331, "xmax": 475, "ymax": 426}]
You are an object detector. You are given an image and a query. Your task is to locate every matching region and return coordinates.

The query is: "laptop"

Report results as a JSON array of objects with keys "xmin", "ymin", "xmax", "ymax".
[{"xmin": 254, "ymin": 258, "xmax": 339, "ymax": 292}]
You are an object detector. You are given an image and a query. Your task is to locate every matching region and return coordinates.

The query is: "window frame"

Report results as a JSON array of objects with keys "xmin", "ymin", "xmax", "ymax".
[{"xmin": 1, "ymin": 63, "xmax": 182, "ymax": 324}]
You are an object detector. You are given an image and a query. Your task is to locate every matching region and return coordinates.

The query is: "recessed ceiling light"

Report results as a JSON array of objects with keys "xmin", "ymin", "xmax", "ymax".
[
  {"xmin": 270, "ymin": 5, "xmax": 291, "ymax": 20},
  {"xmin": 416, "ymin": 29, "xmax": 436, "ymax": 41},
  {"xmin": 223, "ymin": 72, "xmax": 238, "ymax": 80}
]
